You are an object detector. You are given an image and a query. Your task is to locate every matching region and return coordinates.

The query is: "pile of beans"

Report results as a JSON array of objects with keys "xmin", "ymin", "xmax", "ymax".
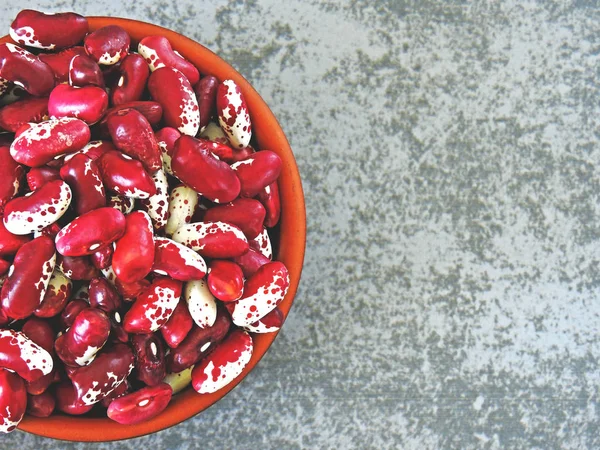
[{"xmin": 0, "ymin": 9, "xmax": 289, "ymax": 431}]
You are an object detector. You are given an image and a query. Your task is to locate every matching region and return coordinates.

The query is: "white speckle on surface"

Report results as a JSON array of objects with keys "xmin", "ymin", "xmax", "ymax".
[
  {"xmin": 138, "ymin": 43, "xmax": 164, "ymax": 71},
  {"xmin": 9, "ymin": 25, "xmax": 53, "ymax": 49},
  {"xmin": 218, "ymin": 79, "xmax": 251, "ymax": 148},
  {"xmin": 176, "ymin": 71, "xmax": 200, "ymax": 136},
  {"xmin": 172, "ymin": 221, "xmax": 247, "ymax": 254},
  {"xmin": 140, "ymin": 169, "xmax": 169, "ymax": 229},
  {"xmin": 97, "ymin": 50, "xmax": 121, "ymax": 65},
  {"xmin": 0, "ymin": 330, "xmax": 53, "ymax": 377},
  {"xmin": 4, "ymin": 180, "xmax": 71, "ymax": 235},
  {"xmin": 74, "ymin": 344, "xmax": 102, "ymax": 367}
]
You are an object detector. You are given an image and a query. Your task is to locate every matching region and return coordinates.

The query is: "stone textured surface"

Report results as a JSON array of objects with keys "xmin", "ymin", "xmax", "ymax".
[{"xmin": 2, "ymin": 1, "xmax": 600, "ymax": 448}]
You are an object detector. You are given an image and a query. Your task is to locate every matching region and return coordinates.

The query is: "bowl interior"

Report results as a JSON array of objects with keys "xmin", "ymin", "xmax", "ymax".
[{"xmin": 4, "ymin": 16, "xmax": 306, "ymax": 442}]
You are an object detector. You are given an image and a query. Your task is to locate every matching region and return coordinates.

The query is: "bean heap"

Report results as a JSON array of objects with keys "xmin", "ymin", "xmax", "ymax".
[{"xmin": 0, "ymin": 9, "xmax": 289, "ymax": 431}]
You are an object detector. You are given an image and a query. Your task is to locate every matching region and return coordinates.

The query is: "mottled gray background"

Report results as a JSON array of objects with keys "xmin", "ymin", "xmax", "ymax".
[{"xmin": 2, "ymin": 0, "xmax": 600, "ymax": 448}]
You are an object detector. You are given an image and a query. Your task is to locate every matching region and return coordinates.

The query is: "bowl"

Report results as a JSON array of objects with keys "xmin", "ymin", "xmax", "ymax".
[{"xmin": 1, "ymin": 16, "xmax": 306, "ymax": 441}]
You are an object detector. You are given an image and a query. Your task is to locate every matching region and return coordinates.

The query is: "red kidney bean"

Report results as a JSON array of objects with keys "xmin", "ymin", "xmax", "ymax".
[
  {"xmin": 68, "ymin": 343, "xmax": 134, "ymax": 406},
  {"xmin": 155, "ymin": 126, "xmax": 180, "ymax": 175},
  {"xmin": 97, "ymin": 151, "xmax": 157, "ymax": 199},
  {"xmin": 27, "ymin": 390, "xmax": 55, "ymax": 417},
  {"xmin": 88, "ymin": 277, "xmax": 122, "ymax": 313},
  {"xmin": 10, "ymin": 117, "xmax": 90, "ymax": 167},
  {"xmin": 0, "ymin": 220, "xmax": 30, "ymax": 257},
  {"xmin": 131, "ymin": 333, "xmax": 166, "ymax": 386},
  {"xmin": 207, "ymin": 260, "xmax": 244, "ymax": 302},
  {"xmin": 112, "ymin": 211, "xmax": 154, "ymax": 283},
  {"xmin": 10, "ymin": 10, "xmax": 88, "ymax": 50},
  {"xmin": 115, "ymin": 276, "xmax": 151, "ymax": 302},
  {"xmin": 55, "ymin": 307, "xmax": 111, "ymax": 367},
  {"xmin": 139, "ymin": 170, "xmax": 168, "ymax": 230},
  {"xmin": 0, "ymin": 329, "xmax": 53, "ymax": 382},
  {"xmin": 100, "ymin": 100, "xmax": 163, "ymax": 131},
  {"xmin": 0, "ymin": 368, "xmax": 27, "ymax": 433},
  {"xmin": 0, "ymin": 96, "xmax": 48, "ymax": 132},
  {"xmin": 231, "ymin": 150, "xmax": 282, "ymax": 198},
  {"xmin": 59, "ymin": 153, "xmax": 106, "ymax": 216},
  {"xmin": 26, "ymin": 166, "xmax": 60, "ymax": 191},
  {"xmin": 123, "ymin": 277, "xmax": 182, "ymax": 334},
  {"xmin": 99, "ymin": 378, "xmax": 129, "ymax": 407},
  {"xmin": 245, "ymin": 306, "xmax": 284, "ymax": 334},
  {"xmin": 171, "ymin": 135, "xmax": 241, "ymax": 203},
  {"xmin": 111, "ymin": 53, "xmax": 149, "ymax": 105},
  {"xmin": 148, "ymin": 67, "xmax": 200, "ymax": 136},
  {"xmin": 217, "ymin": 79, "xmax": 252, "ymax": 148},
  {"xmin": 55, "ymin": 380, "xmax": 93, "ymax": 415},
  {"xmin": 91, "ymin": 245, "xmax": 113, "ymax": 269},
  {"xmin": 160, "ymin": 300, "xmax": 193, "ymax": 349},
  {"xmin": 59, "ymin": 298, "xmax": 88, "ymax": 330},
  {"xmin": 107, "ymin": 108, "xmax": 161, "ymax": 172},
  {"xmin": 55, "ymin": 207, "xmax": 126, "ymax": 256},
  {"xmin": 192, "ymin": 328, "xmax": 253, "ymax": 394},
  {"xmin": 48, "ymin": 84, "xmax": 108, "ymax": 124},
  {"xmin": 165, "ymin": 185, "xmax": 198, "ymax": 236},
  {"xmin": 1, "ymin": 236, "xmax": 56, "ymax": 319},
  {"xmin": 227, "ymin": 261, "xmax": 289, "ymax": 327},
  {"xmin": 172, "ymin": 221, "xmax": 249, "ymax": 259},
  {"xmin": 257, "ymin": 181, "xmax": 281, "ymax": 228},
  {"xmin": 34, "ymin": 269, "xmax": 72, "ymax": 318},
  {"xmin": 166, "ymin": 307, "xmax": 231, "ymax": 373},
  {"xmin": 0, "ymin": 146, "xmax": 25, "ymax": 214},
  {"xmin": 0, "ymin": 43, "xmax": 55, "ymax": 96},
  {"xmin": 107, "ymin": 194, "xmax": 135, "ymax": 214},
  {"xmin": 39, "ymin": 46, "xmax": 87, "ymax": 83},
  {"xmin": 107, "ymin": 382, "xmax": 172, "ymax": 425},
  {"xmin": 56, "ymin": 255, "xmax": 100, "ymax": 280},
  {"xmin": 184, "ymin": 279, "xmax": 217, "ymax": 329},
  {"xmin": 84, "ymin": 25, "xmax": 130, "ymax": 66},
  {"xmin": 69, "ymin": 54, "xmax": 104, "ymax": 88},
  {"xmin": 203, "ymin": 198, "xmax": 266, "ymax": 240},
  {"xmin": 138, "ymin": 35, "xmax": 200, "ymax": 85},
  {"xmin": 153, "ymin": 237, "xmax": 206, "ymax": 281},
  {"xmin": 3, "ymin": 179, "xmax": 71, "ymax": 235},
  {"xmin": 250, "ymin": 228, "xmax": 272, "ymax": 260},
  {"xmin": 21, "ymin": 317, "xmax": 58, "ymax": 395},
  {"xmin": 21, "ymin": 317, "xmax": 55, "ymax": 354},
  {"xmin": 194, "ymin": 75, "xmax": 218, "ymax": 131}
]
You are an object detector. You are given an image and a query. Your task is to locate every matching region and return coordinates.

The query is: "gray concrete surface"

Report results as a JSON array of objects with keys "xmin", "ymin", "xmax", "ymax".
[{"xmin": 2, "ymin": 0, "xmax": 600, "ymax": 448}]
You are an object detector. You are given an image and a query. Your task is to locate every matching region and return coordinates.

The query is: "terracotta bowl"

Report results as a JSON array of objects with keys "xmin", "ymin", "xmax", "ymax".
[{"xmin": 1, "ymin": 16, "xmax": 306, "ymax": 441}]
